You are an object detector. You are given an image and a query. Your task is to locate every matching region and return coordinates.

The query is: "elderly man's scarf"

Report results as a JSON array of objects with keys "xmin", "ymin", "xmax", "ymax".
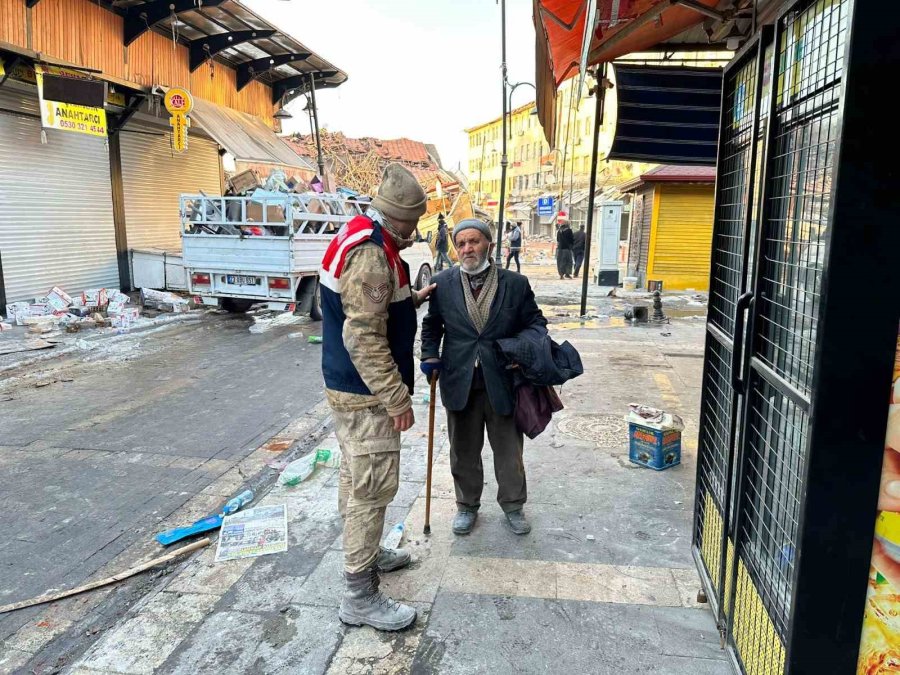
[{"xmin": 461, "ymin": 262, "xmax": 498, "ymax": 333}]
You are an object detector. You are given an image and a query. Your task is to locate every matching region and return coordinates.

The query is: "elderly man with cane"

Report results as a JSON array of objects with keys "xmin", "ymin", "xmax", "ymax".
[{"xmin": 420, "ymin": 219, "xmax": 548, "ymax": 536}]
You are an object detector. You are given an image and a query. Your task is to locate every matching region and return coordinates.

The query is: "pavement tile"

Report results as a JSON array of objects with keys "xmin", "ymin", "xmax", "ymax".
[
  {"xmin": 74, "ymin": 593, "xmax": 218, "ymax": 674},
  {"xmin": 292, "ymin": 550, "xmax": 345, "ymax": 607},
  {"xmin": 0, "ymin": 647, "xmax": 33, "ymax": 673},
  {"xmin": 326, "ymin": 602, "xmax": 432, "ymax": 675},
  {"xmin": 441, "ymin": 556, "xmax": 557, "ymax": 600},
  {"xmin": 555, "ymin": 562, "xmax": 682, "ymax": 607},
  {"xmin": 164, "ymin": 606, "xmax": 342, "ymax": 675},
  {"xmin": 166, "ymin": 547, "xmax": 255, "ymax": 596},
  {"xmin": 671, "ymin": 566, "xmax": 707, "ymax": 609}
]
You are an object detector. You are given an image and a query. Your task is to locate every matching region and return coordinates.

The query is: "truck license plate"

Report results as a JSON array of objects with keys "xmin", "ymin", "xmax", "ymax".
[{"xmin": 226, "ymin": 275, "xmax": 260, "ymax": 286}]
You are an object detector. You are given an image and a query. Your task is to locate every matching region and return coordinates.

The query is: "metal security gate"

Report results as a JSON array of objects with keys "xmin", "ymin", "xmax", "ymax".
[
  {"xmin": 120, "ymin": 128, "xmax": 222, "ymax": 252},
  {"xmin": 693, "ymin": 0, "xmax": 850, "ymax": 672},
  {"xmin": 0, "ymin": 87, "xmax": 119, "ymax": 302}
]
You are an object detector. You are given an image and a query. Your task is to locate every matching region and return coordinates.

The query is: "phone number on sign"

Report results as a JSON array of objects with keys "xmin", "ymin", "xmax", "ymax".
[{"xmin": 58, "ymin": 120, "xmax": 105, "ymax": 134}]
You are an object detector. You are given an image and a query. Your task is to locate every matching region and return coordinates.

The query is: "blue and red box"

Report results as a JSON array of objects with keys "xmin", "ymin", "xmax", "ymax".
[{"xmin": 628, "ymin": 423, "xmax": 681, "ymax": 470}]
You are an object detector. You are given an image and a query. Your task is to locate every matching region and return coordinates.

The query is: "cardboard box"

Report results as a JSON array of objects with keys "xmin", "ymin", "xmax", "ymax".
[
  {"xmin": 82, "ymin": 289, "xmax": 109, "ymax": 308},
  {"xmin": 628, "ymin": 423, "xmax": 682, "ymax": 470},
  {"xmin": 46, "ymin": 286, "xmax": 73, "ymax": 311},
  {"xmin": 5, "ymin": 302, "xmax": 29, "ymax": 322},
  {"xmin": 245, "ymin": 202, "xmax": 285, "ymax": 224}
]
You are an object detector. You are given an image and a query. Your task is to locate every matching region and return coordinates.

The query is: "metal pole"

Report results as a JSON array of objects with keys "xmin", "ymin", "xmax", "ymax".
[
  {"xmin": 496, "ymin": 0, "xmax": 508, "ymax": 263},
  {"xmin": 580, "ymin": 65, "xmax": 606, "ymax": 317},
  {"xmin": 478, "ymin": 137, "xmax": 487, "ymax": 205},
  {"xmin": 308, "ymin": 74, "xmax": 325, "ymax": 178}
]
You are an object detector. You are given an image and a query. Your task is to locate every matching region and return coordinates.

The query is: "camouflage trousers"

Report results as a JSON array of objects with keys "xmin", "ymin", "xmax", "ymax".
[{"xmin": 333, "ymin": 405, "xmax": 401, "ymax": 574}]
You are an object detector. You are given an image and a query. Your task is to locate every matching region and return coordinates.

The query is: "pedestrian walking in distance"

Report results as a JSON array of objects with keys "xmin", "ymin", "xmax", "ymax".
[
  {"xmin": 573, "ymin": 225, "xmax": 586, "ymax": 278},
  {"xmin": 556, "ymin": 222, "xmax": 575, "ymax": 279},
  {"xmin": 505, "ymin": 221, "xmax": 523, "ymax": 273},
  {"xmin": 420, "ymin": 219, "xmax": 548, "ymax": 536},
  {"xmin": 435, "ymin": 213, "xmax": 453, "ymax": 272},
  {"xmin": 319, "ymin": 163, "xmax": 436, "ymax": 631}
]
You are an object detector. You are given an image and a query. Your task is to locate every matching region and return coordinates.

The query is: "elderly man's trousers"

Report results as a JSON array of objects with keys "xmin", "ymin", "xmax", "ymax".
[
  {"xmin": 446, "ymin": 385, "xmax": 526, "ymax": 513},
  {"xmin": 333, "ymin": 406, "xmax": 400, "ymax": 574}
]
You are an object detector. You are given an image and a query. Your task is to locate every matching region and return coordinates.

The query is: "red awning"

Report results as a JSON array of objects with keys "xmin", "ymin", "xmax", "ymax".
[{"xmin": 534, "ymin": 0, "xmax": 721, "ymax": 143}]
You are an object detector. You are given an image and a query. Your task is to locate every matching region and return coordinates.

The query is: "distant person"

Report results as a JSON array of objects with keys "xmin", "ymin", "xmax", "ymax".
[
  {"xmin": 573, "ymin": 225, "xmax": 586, "ymax": 278},
  {"xmin": 505, "ymin": 221, "xmax": 522, "ymax": 273},
  {"xmin": 556, "ymin": 222, "xmax": 575, "ymax": 279},
  {"xmin": 435, "ymin": 214, "xmax": 453, "ymax": 271}
]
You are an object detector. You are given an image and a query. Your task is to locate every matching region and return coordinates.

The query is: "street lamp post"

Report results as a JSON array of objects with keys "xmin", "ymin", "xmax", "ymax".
[{"xmin": 497, "ymin": 70, "xmax": 535, "ymax": 263}]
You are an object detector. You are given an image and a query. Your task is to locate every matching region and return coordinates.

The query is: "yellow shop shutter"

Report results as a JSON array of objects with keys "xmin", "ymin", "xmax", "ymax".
[{"xmin": 651, "ymin": 185, "xmax": 715, "ymax": 289}]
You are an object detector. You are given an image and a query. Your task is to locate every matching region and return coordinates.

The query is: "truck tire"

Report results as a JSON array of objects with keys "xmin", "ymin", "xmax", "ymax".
[
  {"xmin": 310, "ymin": 281, "xmax": 322, "ymax": 321},
  {"xmin": 296, "ymin": 277, "xmax": 322, "ymax": 321},
  {"xmin": 416, "ymin": 265, "xmax": 432, "ymax": 291},
  {"xmin": 222, "ymin": 298, "xmax": 254, "ymax": 313}
]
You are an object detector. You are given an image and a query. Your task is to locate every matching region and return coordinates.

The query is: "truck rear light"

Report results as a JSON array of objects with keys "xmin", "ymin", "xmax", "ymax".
[
  {"xmin": 269, "ymin": 277, "xmax": 290, "ymax": 290},
  {"xmin": 192, "ymin": 272, "xmax": 211, "ymax": 285}
]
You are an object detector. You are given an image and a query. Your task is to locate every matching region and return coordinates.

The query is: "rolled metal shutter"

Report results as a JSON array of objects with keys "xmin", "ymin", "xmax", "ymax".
[
  {"xmin": 651, "ymin": 185, "xmax": 714, "ymax": 289},
  {"xmin": 0, "ymin": 88, "xmax": 119, "ymax": 303},
  {"xmin": 119, "ymin": 129, "xmax": 222, "ymax": 251}
]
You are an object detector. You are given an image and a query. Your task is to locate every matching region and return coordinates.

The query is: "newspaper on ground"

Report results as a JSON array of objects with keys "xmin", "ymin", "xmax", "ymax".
[{"xmin": 214, "ymin": 504, "xmax": 288, "ymax": 563}]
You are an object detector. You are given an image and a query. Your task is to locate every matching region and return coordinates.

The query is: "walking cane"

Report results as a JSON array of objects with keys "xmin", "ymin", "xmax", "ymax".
[{"xmin": 424, "ymin": 371, "xmax": 438, "ymax": 535}]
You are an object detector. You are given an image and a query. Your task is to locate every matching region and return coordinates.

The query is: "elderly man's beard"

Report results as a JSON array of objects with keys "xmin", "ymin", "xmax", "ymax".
[{"xmin": 460, "ymin": 249, "xmax": 491, "ymax": 275}]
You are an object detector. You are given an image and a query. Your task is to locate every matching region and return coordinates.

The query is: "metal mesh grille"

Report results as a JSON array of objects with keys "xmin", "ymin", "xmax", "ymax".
[
  {"xmin": 738, "ymin": 379, "xmax": 807, "ymax": 639},
  {"xmin": 756, "ymin": 0, "xmax": 848, "ymax": 394},
  {"xmin": 695, "ymin": 337, "xmax": 735, "ymax": 591},
  {"xmin": 709, "ymin": 58, "xmax": 757, "ymax": 336}
]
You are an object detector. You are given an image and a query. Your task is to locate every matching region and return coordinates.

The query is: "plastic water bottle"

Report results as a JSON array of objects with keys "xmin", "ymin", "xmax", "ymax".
[
  {"xmin": 383, "ymin": 522, "xmax": 405, "ymax": 550},
  {"xmin": 317, "ymin": 448, "xmax": 341, "ymax": 468},
  {"xmin": 223, "ymin": 489, "xmax": 254, "ymax": 515},
  {"xmin": 280, "ymin": 454, "xmax": 318, "ymax": 486}
]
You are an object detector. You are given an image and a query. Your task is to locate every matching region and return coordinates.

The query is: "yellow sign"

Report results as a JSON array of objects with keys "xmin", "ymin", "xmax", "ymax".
[
  {"xmin": 170, "ymin": 114, "xmax": 191, "ymax": 152},
  {"xmin": 164, "ymin": 88, "xmax": 193, "ymax": 154},
  {"xmin": 35, "ymin": 65, "xmax": 107, "ymax": 138},
  {"xmin": 164, "ymin": 87, "xmax": 193, "ymax": 116}
]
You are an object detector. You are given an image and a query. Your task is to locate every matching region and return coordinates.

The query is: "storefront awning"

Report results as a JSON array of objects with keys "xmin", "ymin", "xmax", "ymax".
[
  {"xmin": 608, "ymin": 64, "xmax": 722, "ymax": 165},
  {"xmin": 534, "ymin": 0, "xmax": 731, "ymax": 144},
  {"xmin": 189, "ymin": 97, "xmax": 314, "ymax": 172}
]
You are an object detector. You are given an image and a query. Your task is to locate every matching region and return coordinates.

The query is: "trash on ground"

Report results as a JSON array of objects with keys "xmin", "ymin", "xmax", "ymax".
[
  {"xmin": 279, "ymin": 449, "xmax": 337, "ymax": 485},
  {"xmin": 0, "ymin": 322, "xmax": 12, "ymax": 331},
  {"xmin": 156, "ymin": 489, "xmax": 254, "ymax": 546},
  {"xmin": 215, "ymin": 504, "xmax": 287, "ymax": 562},
  {"xmin": 307, "ymin": 335, "xmax": 323, "ymax": 344},
  {"xmin": 249, "ymin": 312, "xmax": 303, "ymax": 334},
  {"xmin": 586, "ymin": 535, "xmax": 596, "ymax": 542},
  {"xmin": 141, "ymin": 288, "xmax": 190, "ymax": 313},
  {"xmin": 422, "ymin": 393, "xmax": 431, "ymax": 404},
  {"xmin": 0, "ymin": 538, "xmax": 210, "ymax": 615},
  {"xmin": 383, "ymin": 522, "xmax": 405, "ymax": 550},
  {"xmin": 627, "ymin": 404, "xmax": 684, "ymax": 471}
]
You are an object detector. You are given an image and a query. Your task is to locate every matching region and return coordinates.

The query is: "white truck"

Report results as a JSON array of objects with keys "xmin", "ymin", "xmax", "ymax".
[{"xmin": 131, "ymin": 192, "xmax": 435, "ymax": 318}]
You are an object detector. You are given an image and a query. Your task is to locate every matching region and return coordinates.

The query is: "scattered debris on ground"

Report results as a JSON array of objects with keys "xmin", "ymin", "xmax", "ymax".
[{"xmin": 214, "ymin": 505, "xmax": 288, "ymax": 562}]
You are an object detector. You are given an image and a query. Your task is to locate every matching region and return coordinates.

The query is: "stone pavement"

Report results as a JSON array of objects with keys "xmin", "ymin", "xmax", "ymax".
[{"xmin": 7, "ymin": 274, "xmax": 727, "ymax": 675}]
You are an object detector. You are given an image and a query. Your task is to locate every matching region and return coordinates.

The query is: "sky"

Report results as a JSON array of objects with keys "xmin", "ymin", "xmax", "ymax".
[{"xmin": 245, "ymin": 0, "xmax": 538, "ymax": 172}]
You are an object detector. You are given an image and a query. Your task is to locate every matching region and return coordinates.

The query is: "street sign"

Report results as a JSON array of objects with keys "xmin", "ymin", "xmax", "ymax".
[{"xmin": 537, "ymin": 196, "xmax": 554, "ymax": 217}]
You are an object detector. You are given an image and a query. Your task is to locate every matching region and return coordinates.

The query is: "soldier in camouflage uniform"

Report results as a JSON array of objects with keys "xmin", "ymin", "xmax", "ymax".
[{"xmin": 318, "ymin": 164, "xmax": 434, "ymax": 631}]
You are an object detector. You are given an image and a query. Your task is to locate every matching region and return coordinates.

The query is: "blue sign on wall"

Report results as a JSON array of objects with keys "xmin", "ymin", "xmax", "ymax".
[{"xmin": 537, "ymin": 196, "xmax": 554, "ymax": 217}]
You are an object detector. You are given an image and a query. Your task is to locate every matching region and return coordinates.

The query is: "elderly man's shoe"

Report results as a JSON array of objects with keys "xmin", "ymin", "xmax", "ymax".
[
  {"xmin": 505, "ymin": 509, "xmax": 532, "ymax": 535},
  {"xmin": 452, "ymin": 510, "xmax": 477, "ymax": 535}
]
